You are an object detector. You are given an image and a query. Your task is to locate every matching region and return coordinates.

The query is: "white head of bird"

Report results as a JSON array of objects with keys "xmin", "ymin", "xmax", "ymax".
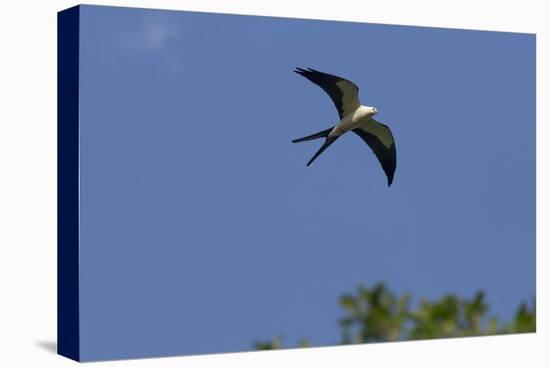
[
  {"xmin": 356, "ymin": 105, "xmax": 378, "ymax": 119},
  {"xmin": 367, "ymin": 106, "xmax": 378, "ymax": 116}
]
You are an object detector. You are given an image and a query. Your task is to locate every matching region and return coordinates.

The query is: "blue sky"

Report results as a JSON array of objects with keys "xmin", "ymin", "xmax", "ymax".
[{"xmin": 78, "ymin": 5, "xmax": 535, "ymax": 360}]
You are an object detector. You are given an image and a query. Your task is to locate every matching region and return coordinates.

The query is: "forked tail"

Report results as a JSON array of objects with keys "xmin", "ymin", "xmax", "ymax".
[
  {"xmin": 306, "ymin": 136, "xmax": 339, "ymax": 166},
  {"xmin": 291, "ymin": 126, "xmax": 334, "ymax": 143},
  {"xmin": 292, "ymin": 126, "xmax": 339, "ymax": 166}
]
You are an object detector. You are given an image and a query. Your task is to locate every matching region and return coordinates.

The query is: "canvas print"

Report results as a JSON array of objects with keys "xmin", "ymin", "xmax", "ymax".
[{"xmin": 57, "ymin": 4, "xmax": 536, "ymax": 362}]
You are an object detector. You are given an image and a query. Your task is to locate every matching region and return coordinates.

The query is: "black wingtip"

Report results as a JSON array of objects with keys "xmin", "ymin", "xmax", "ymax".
[{"xmin": 295, "ymin": 67, "xmax": 314, "ymax": 76}]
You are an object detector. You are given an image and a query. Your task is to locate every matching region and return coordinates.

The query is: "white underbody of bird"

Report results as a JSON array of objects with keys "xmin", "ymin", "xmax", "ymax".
[
  {"xmin": 292, "ymin": 67, "xmax": 397, "ymax": 187},
  {"xmin": 329, "ymin": 105, "xmax": 377, "ymax": 137}
]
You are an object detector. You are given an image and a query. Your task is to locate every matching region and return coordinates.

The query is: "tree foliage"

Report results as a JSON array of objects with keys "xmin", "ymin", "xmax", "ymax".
[{"xmin": 253, "ymin": 282, "xmax": 535, "ymax": 349}]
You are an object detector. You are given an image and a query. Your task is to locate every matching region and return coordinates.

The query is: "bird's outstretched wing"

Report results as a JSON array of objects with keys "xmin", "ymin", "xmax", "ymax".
[
  {"xmin": 294, "ymin": 67, "xmax": 360, "ymax": 119},
  {"xmin": 353, "ymin": 119, "xmax": 396, "ymax": 187}
]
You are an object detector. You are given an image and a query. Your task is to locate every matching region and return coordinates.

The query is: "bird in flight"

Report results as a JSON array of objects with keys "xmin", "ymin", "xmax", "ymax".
[{"xmin": 292, "ymin": 67, "xmax": 397, "ymax": 187}]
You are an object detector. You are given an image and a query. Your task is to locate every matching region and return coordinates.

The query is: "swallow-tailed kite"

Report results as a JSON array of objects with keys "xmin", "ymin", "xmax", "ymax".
[{"xmin": 292, "ymin": 67, "xmax": 397, "ymax": 187}]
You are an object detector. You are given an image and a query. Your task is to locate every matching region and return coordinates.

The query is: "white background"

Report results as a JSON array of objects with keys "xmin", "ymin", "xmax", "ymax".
[{"xmin": 0, "ymin": 0, "xmax": 546, "ymax": 365}]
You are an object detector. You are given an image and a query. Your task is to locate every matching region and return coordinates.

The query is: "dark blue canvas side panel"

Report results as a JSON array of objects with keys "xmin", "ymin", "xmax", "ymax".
[{"xmin": 57, "ymin": 5, "xmax": 80, "ymax": 361}]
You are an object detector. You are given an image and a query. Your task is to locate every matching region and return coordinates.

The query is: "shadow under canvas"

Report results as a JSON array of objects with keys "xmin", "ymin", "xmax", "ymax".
[{"xmin": 36, "ymin": 340, "xmax": 57, "ymax": 354}]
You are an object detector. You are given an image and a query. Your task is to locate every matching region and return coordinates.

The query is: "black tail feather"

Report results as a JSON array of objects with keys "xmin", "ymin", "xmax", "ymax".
[
  {"xmin": 292, "ymin": 127, "xmax": 334, "ymax": 143},
  {"xmin": 306, "ymin": 136, "xmax": 339, "ymax": 166}
]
